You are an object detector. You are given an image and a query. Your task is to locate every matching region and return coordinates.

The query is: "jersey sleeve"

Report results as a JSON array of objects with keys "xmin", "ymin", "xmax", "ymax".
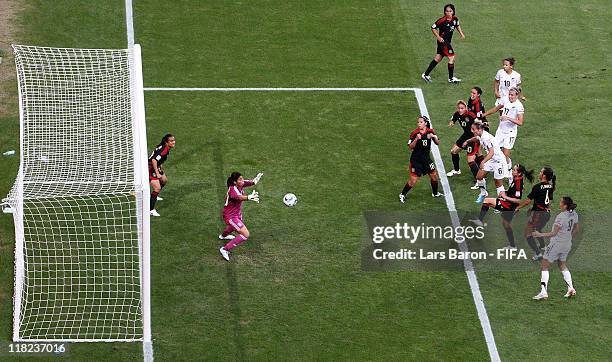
[
  {"xmin": 517, "ymin": 101, "xmax": 525, "ymax": 114},
  {"xmin": 495, "ymin": 69, "xmax": 503, "ymax": 81},
  {"xmin": 527, "ymin": 185, "xmax": 537, "ymax": 200},
  {"xmin": 553, "ymin": 214, "xmax": 563, "ymax": 228},
  {"xmin": 516, "ymin": 72, "xmax": 522, "ymax": 84},
  {"xmin": 228, "ymin": 186, "xmax": 241, "ymax": 200},
  {"xmin": 242, "ymin": 180, "xmax": 255, "ymax": 187}
]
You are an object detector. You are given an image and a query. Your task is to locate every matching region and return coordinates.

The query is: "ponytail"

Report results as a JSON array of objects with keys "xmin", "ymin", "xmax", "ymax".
[
  {"xmin": 227, "ymin": 171, "xmax": 242, "ymax": 187},
  {"xmin": 562, "ymin": 196, "xmax": 577, "ymax": 211},
  {"xmin": 516, "ymin": 164, "xmax": 534, "ymax": 183}
]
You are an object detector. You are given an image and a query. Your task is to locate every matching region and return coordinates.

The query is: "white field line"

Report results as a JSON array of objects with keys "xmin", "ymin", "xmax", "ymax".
[
  {"xmin": 125, "ymin": 0, "xmax": 135, "ymax": 48},
  {"xmin": 144, "ymin": 87, "xmax": 417, "ymax": 92},
  {"xmin": 413, "ymin": 88, "xmax": 500, "ymax": 362}
]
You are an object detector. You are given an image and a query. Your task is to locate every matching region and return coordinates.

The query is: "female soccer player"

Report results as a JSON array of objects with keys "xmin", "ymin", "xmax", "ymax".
[
  {"xmin": 482, "ymin": 87, "xmax": 524, "ymax": 184},
  {"xmin": 469, "ymin": 164, "xmax": 534, "ymax": 249},
  {"xmin": 493, "ymin": 57, "xmax": 525, "ymax": 107},
  {"xmin": 421, "ymin": 4, "xmax": 465, "ymax": 84},
  {"xmin": 532, "ymin": 197, "xmax": 579, "ymax": 300},
  {"xmin": 399, "ymin": 116, "xmax": 443, "ymax": 203},
  {"xmin": 462, "ymin": 121, "xmax": 508, "ymax": 203},
  {"xmin": 514, "ymin": 167, "xmax": 556, "ymax": 260},
  {"xmin": 446, "ymin": 100, "xmax": 479, "ymax": 179},
  {"xmin": 467, "ymin": 86, "xmax": 486, "ymax": 120},
  {"xmin": 219, "ymin": 171, "xmax": 263, "ymax": 261},
  {"xmin": 149, "ymin": 134, "xmax": 176, "ymax": 217}
]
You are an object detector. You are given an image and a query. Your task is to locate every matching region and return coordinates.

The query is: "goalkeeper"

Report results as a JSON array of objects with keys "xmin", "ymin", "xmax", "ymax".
[
  {"xmin": 148, "ymin": 134, "xmax": 176, "ymax": 217},
  {"xmin": 219, "ymin": 171, "xmax": 263, "ymax": 261}
]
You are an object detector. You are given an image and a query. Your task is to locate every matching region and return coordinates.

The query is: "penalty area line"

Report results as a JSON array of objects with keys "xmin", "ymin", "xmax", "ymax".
[{"xmin": 412, "ymin": 88, "xmax": 500, "ymax": 362}]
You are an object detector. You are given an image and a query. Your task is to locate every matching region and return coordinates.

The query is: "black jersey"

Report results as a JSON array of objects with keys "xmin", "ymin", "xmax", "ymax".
[
  {"xmin": 408, "ymin": 128, "xmax": 436, "ymax": 160},
  {"xmin": 498, "ymin": 176, "xmax": 524, "ymax": 210},
  {"xmin": 468, "ymin": 96, "xmax": 486, "ymax": 119},
  {"xmin": 527, "ymin": 182, "xmax": 554, "ymax": 211},
  {"xmin": 451, "ymin": 111, "xmax": 477, "ymax": 137},
  {"xmin": 148, "ymin": 143, "xmax": 171, "ymax": 166},
  {"xmin": 432, "ymin": 16, "xmax": 460, "ymax": 43}
]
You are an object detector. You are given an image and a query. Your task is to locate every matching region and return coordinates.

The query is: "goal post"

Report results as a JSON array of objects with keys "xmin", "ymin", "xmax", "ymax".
[{"xmin": 2, "ymin": 44, "xmax": 151, "ymax": 356}]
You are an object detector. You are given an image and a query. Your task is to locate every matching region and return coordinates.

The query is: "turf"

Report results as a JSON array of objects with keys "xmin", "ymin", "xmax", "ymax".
[{"xmin": 0, "ymin": 0, "xmax": 610, "ymax": 361}]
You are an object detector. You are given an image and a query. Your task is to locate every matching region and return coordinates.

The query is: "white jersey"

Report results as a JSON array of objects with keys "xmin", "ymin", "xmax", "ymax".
[
  {"xmin": 497, "ymin": 99, "xmax": 524, "ymax": 134},
  {"xmin": 478, "ymin": 130, "xmax": 505, "ymax": 161},
  {"xmin": 495, "ymin": 69, "xmax": 521, "ymax": 99},
  {"xmin": 550, "ymin": 210, "xmax": 579, "ymax": 244}
]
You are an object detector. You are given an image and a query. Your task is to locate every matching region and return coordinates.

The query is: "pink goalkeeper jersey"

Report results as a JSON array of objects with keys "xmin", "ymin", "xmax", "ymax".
[{"xmin": 223, "ymin": 180, "xmax": 254, "ymax": 220}]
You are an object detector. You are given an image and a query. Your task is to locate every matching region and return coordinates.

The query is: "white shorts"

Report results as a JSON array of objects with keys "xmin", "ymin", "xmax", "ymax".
[
  {"xmin": 495, "ymin": 96, "xmax": 509, "ymax": 107},
  {"xmin": 543, "ymin": 242, "xmax": 571, "ymax": 262},
  {"xmin": 482, "ymin": 157, "xmax": 508, "ymax": 180},
  {"xmin": 495, "ymin": 131, "xmax": 517, "ymax": 150}
]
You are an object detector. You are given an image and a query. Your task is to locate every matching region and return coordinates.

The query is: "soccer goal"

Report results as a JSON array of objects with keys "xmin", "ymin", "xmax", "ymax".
[{"xmin": 2, "ymin": 44, "xmax": 152, "ymax": 359}]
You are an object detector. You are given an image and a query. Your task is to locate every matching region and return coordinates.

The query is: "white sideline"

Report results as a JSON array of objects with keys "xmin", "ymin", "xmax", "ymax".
[
  {"xmin": 144, "ymin": 87, "xmax": 417, "ymax": 92},
  {"xmin": 413, "ymin": 88, "xmax": 500, "ymax": 362}
]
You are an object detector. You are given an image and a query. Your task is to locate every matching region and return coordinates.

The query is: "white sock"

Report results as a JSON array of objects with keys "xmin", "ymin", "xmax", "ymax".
[
  {"xmin": 541, "ymin": 270, "xmax": 549, "ymax": 293},
  {"xmin": 562, "ymin": 269, "xmax": 573, "ymax": 289},
  {"xmin": 477, "ymin": 179, "xmax": 487, "ymax": 195},
  {"xmin": 496, "ymin": 185, "xmax": 505, "ymax": 195}
]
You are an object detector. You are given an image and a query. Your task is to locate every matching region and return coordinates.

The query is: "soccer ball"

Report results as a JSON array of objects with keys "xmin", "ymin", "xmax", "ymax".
[{"xmin": 283, "ymin": 193, "xmax": 298, "ymax": 207}]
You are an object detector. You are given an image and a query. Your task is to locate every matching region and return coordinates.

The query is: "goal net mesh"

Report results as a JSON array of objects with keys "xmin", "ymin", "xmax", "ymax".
[{"xmin": 3, "ymin": 45, "xmax": 145, "ymax": 341}]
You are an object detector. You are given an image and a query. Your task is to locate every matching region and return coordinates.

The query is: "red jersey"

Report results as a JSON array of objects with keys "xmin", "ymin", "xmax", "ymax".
[{"xmin": 223, "ymin": 180, "xmax": 255, "ymax": 220}]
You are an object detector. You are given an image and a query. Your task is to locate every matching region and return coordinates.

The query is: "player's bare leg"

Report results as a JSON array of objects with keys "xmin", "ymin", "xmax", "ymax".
[
  {"xmin": 469, "ymin": 197, "xmax": 496, "ymax": 227},
  {"xmin": 533, "ymin": 259, "xmax": 550, "ymax": 300},
  {"xmin": 502, "ymin": 148, "xmax": 513, "ymax": 184}
]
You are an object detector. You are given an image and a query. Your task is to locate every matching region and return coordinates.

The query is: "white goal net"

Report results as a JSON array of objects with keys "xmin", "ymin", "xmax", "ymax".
[{"xmin": 2, "ymin": 44, "xmax": 151, "ymax": 350}]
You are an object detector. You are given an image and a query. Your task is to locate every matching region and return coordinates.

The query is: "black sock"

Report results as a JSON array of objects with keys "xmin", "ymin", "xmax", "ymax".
[
  {"xmin": 536, "ymin": 237, "xmax": 545, "ymax": 249},
  {"xmin": 468, "ymin": 161, "xmax": 479, "ymax": 178},
  {"xmin": 448, "ymin": 63, "xmax": 455, "ymax": 79},
  {"xmin": 526, "ymin": 236, "xmax": 539, "ymax": 254},
  {"xmin": 150, "ymin": 191, "xmax": 159, "ymax": 210},
  {"xmin": 424, "ymin": 60, "xmax": 438, "ymax": 76},
  {"xmin": 504, "ymin": 227, "xmax": 516, "ymax": 247},
  {"xmin": 431, "ymin": 180, "xmax": 439, "ymax": 194},
  {"xmin": 478, "ymin": 205, "xmax": 489, "ymax": 222},
  {"xmin": 401, "ymin": 184, "xmax": 412, "ymax": 195},
  {"xmin": 451, "ymin": 153, "xmax": 460, "ymax": 171}
]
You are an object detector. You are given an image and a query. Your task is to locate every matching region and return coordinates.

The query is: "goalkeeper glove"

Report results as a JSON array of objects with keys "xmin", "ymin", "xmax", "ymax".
[
  {"xmin": 253, "ymin": 172, "xmax": 264, "ymax": 185},
  {"xmin": 247, "ymin": 190, "xmax": 260, "ymax": 203}
]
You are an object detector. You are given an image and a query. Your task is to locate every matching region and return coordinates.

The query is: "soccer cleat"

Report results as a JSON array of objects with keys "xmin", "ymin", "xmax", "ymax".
[
  {"xmin": 219, "ymin": 234, "xmax": 235, "ymax": 240},
  {"xmin": 219, "ymin": 247, "xmax": 230, "ymax": 261},
  {"xmin": 157, "ymin": 196, "xmax": 164, "ymax": 201},
  {"xmin": 448, "ymin": 77, "xmax": 462, "ymax": 83},
  {"xmin": 468, "ymin": 219, "xmax": 484, "ymax": 227},
  {"xmin": 532, "ymin": 291, "xmax": 548, "ymax": 300},
  {"xmin": 421, "ymin": 73, "xmax": 432, "ymax": 83},
  {"xmin": 399, "ymin": 194, "xmax": 406, "ymax": 204},
  {"xmin": 502, "ymin": 245, "xmax": 517, "ymax": 250},
  {"xmin": 432, "ymin": 192, "xmax": 444, "ymax": 197},
  {"xmin": 531, "ymin": 254, "xmax": 543, "ymax": 261},
  {"xmin": 150, "ymin": 209, "xmax": 161, "ymax": 217},
  {"xmin": 446, "ymin": 169, "xmax": 461, "ymax": 177},
  {"xmin": 470, "ymin": 182, "xmax": 479, "ymax": 190},
  {"xmin": 493, "ymin": 209, "xmax": 501, "ymax": 214},
  {"xmin": 475, "ymin": 194, "xmax": 486, "ymax": 204},
  {"xmin": 564, "ymin": 288, "xmax": 576, "ymax": 298}
]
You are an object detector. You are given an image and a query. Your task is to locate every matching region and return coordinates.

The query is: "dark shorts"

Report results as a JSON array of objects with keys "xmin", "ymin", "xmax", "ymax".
[
  {"xmin": 524, "ymin": 210, "xmax": 551, "ymax": 237},
  {"xmin": 436, "ymin": 41, "xmax": 455, "ymax": 57},
  {"xmin": 455, "ymin": 135, "xmax": 479, "ymax": 156},
  {"xmin": 410, "ymin": 157, "xmax": 436, "ymax": 177},
  {"xmin": 495, "ymin": 198, "xmax": 516, "ymax": 222},
  {"xmin": 148, "ymin": 163, "xmax": 164, "ymax": 181}
]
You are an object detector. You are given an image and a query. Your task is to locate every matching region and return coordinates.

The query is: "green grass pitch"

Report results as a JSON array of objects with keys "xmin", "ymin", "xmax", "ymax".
[{"xmin": 0, "ymin": 0, "xmax": 610, "ymax": 360}]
